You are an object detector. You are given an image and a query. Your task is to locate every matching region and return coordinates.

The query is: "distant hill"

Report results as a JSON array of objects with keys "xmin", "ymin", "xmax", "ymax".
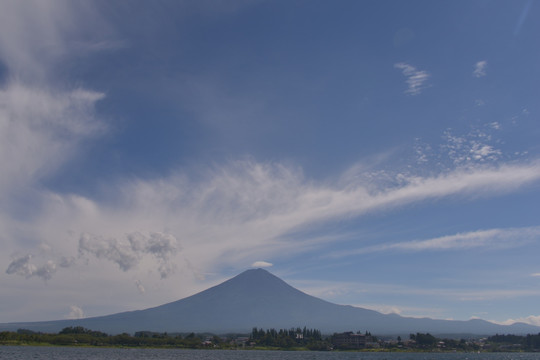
[{"xmin": 1, "ymin": 268, "xmax": 539, "ymax": 335}]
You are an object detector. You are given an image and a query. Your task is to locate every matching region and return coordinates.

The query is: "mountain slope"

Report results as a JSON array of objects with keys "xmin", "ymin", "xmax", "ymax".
[{"xmin": 1, "ymin": 269, "xmax": 539, "ymax": 335}]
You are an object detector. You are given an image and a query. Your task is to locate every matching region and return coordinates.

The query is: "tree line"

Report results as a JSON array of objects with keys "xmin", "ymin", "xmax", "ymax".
[
  {"xmin": 249, "ymin": 327, "xmax": 329, "ymax": 350},
  {"xmin": 3, "ymin": 326, "xmax": 540, "ymax": 351},
  {"xmin": 487, "ymin": 333, "xmax": 540, "ymax": 351},
  {"xmin": 2, "ymin": 326, "xmax": 331, "ymax": 350},
  {"xmin": 1, "ymin": 327, "xmax": 218, "ymax": 348}
]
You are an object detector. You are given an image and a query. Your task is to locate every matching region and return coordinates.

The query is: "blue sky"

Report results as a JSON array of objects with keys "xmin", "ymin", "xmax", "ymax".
[{"xmin": 1, "ymin": 0, "xmax": 540, "ymax": 327}]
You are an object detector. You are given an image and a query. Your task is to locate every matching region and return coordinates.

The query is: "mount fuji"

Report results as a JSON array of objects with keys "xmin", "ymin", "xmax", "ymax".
[{"xmin": 1, "ymin": 269, "xmax": 538, "ymax": 335}]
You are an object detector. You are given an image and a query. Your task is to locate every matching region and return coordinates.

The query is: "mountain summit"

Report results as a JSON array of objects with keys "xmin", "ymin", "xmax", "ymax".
[{"xmin": 2, "ymin": 269, "xmax": 539, "ymax": 335}]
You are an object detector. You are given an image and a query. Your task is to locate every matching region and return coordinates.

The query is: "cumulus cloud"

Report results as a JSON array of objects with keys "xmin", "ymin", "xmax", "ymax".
[
  {"xmin": 78, "ymin": 232, "xmax": 179, "ymax": 278},
  {"xmin": 59, "ymin": 256, "xmax": 76, "ymax": 268},
  {"xmin": 6, "ymin": 255, "xmax": 36, "ymax": 277},
  {"xmin": 67, "ymin": 305, "xmax": 84, "ymax": 319},
  {"xmin": 473, "ymin": 60, "xmax": 487, "ymax": 77},
  {"xmin": 79, "ymin": 233, "xmax": 140, "ymax": 272},
  {"xmin": 33, "ymin": 261, "xmax": 57, "ymax": 281},
  {"xmin": 6, "ymin": 255, "xmax": 58, "ymax": 281},
  {"xmin": 251, "ymin": 261, "xmax": 273, "ymax": 268},
  {"xmin": 353, "ymin": 304, "xmax": 446, "ymax": 318},
  {"xmin": 495, "ymin": 315, "xmax": 540, "ymax": 327},
  {"xmin": 394, "ymin": 63, "xmax": 430, "ymax": 95},
  {"xmin": 135, "ymin": 280, "xmax": 146, "ymax": 294}
]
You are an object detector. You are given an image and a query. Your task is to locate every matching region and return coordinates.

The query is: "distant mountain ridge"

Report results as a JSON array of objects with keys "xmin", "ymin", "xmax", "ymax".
[{"xmin": 1, "ymin": 268, "xmax": 538, "ymax": 335}]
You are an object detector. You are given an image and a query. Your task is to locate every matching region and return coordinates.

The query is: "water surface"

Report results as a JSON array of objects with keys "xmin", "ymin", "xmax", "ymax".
[{"xmin": 1, "ymin": 347, "xmax": 539, "ymax": 360}]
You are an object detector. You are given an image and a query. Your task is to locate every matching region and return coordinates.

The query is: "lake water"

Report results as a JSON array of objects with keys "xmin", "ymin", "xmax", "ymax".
[{"xmin": 1, "ymin": 347, "xmax": 539, "ymax": 360}]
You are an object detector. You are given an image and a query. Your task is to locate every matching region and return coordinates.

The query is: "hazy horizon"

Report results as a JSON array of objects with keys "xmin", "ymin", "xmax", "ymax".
[{"xmin": 3, "ymin": 268, "xmax": 539, "ymax": 336}]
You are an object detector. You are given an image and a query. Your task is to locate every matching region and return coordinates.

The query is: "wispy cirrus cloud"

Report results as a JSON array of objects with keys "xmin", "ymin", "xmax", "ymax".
[
  {"xmin": 514, "ymin": 0, "xmax": 533, "ymax": 36},
  {"xmin": 3, "ymin": 84, "xmax": 540, "ymax": 285},
  {"xmin": 394, "ymin": 62, "xmax": 430, "ymax": 95},
  {"xmin": 294, "ymin": 278, "xmax": 540, "ymax": 304},
  {"xmin": 327, "ymin": 226, "xmax": 540, "ymax": 258},
  {"xmin": 0, "ymin": 0, "xmax": 114, "ymax": 81},
  {"xmin": 10, "ymin": 158, "xmax": 539, "ymax": 281},
  {"xmin": 0, "ymin": 84, "xmax": 105, "ymax": 197}
]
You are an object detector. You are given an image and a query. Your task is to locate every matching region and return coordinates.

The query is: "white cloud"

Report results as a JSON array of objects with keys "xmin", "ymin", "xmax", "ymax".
[
  {"xmin": 475, "ymin": 99, "xmax": 485, "ymax": 106},
  {"xmin": 473, "ymin": 60, "xmax": 487, "ymax": 78},
  {"xmin": 67, "ymin": 305, "xmax": 84, "ymax": 319},
  {"xmin": 2, "ymin": 155, "xmax": 540, "ymax": 321},
  {"xmin": 413, "ymin": 139, "xmax": 431, "ymax": 165},
  {"xmin": 6, "ymin": 255, "xmax": 58, "ymax": 281},
  {"xmin": 328, "ymin": 226, "xmax": 540, "ymax": 258},
  {"xmin": 493, "ymin": 315, "xmax": 540, "ymax": 327},
  {"xmin": 0, "ymin": 83, "xmax": 105, "ymax": 196},
  {"xmin": 78, "ymin": 232, "xmax": 179, "ymax": 279},
  {"xmin": 5, "ymin": 255, "xmax": 36, "ymax": 278},
  {"xmin": 490, "ymin": 122, "xmax": 501, "ymax": 130},
  {"xmin": 360, "ymin": 304, "xmax": 404, "ymax": 315},
  {"xmin": 2, "ymin": 95, "xmax": 540, "ymax": 317},
  {"xmin": 531, "ymin": 273, "xmax": 540, "ymax": 277},
  {"xmin": 6, "ymin": 159, "xmax": 540, "ymax": 285},
  {"xmin": 0, "ymin": 1, "xmax": 539, "ymax": 323},
  {"xmin": 441, "ymin": 127, "xmax": 503, "ymax": 168},
  {"xmin": 33, "ymin": 261, "xmax": 57, "ymax": 281},
  {"xmin": 387, "ymin": 227, "xmax": 538, "ymax": 251},
  {"xmin": 79, "ymin": 233, "xmax": 141, "ymax": 272},
  {"xmin": 470, "ymin": 144, "xmax": 500, "ymax": 161},
  {"xmin": 294, "ymin": 278, "xmax": 540, "ymax": 304},
  {"xmin": 135, "ymin": 280, "xmax": 146, "ymax": 294},
  {"xmin": 251, "ymin": 261, "xmax": 273, "ymax": 268},
  {"xmin": 514, "ymin": 0, "xmax": 533, "ymax": 36},
  {"xmin": 0, "ymin": 0, "xmax": 113, "ymax": 81},
  {"xmin": 394, "ymin": 63, "xmax": 430, "ymax": 95},
  {"xmin": 353, "ymin": 304, "xmax": 446, "ymax": 318}
]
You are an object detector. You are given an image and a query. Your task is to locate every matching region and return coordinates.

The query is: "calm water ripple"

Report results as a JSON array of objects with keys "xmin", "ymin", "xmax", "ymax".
[{"xmin": 1, "ymin": 347, "xmax": 539, "ymax": 360}]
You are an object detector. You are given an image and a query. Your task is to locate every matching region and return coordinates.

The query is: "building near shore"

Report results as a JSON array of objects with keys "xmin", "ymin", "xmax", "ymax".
[{"xmin": 332, "ymin": 332, "xmax": 371, "ymax": 349}]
